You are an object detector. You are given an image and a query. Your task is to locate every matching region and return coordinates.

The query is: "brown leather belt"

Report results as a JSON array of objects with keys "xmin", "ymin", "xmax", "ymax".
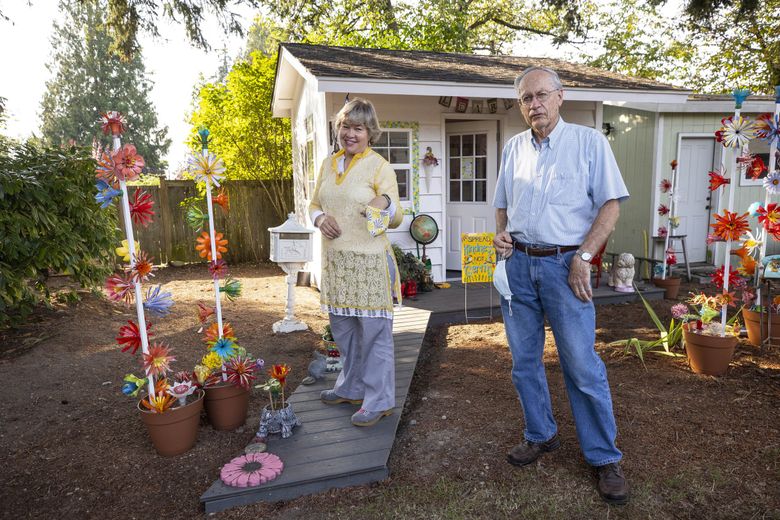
[{"xmin": 513, "ymin": 242, "xmax": 579, "ymax": 257}]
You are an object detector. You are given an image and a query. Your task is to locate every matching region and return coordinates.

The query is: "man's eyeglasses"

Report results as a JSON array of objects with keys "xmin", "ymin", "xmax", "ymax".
[{"xmin": 519, "ymin": 89, "xmax": 561, "ymax": 107}]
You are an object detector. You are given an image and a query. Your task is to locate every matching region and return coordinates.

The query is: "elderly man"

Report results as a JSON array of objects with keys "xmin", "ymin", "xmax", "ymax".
[{"xmin": 492, "ymin": 66, "xmax": 630, "ymax": 505}]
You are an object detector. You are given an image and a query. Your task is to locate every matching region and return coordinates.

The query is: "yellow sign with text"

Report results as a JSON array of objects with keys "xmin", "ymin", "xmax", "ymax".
[{"xmin": 461, "ymin": 232, "xmax": 496, "ymax": 283}]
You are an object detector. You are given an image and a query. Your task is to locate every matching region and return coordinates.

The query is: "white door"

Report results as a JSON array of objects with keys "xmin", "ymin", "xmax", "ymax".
[
  {"xmin": 445, "ymin": 121, "xmax": 498, "ymax": 271},
  {"xmin": 677, "ymin": 137, "xmax": 717, "ymax": 263}
]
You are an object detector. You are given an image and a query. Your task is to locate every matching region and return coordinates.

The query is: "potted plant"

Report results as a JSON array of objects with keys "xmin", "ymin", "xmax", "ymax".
[
  {"xmin": 321, "ymin": 325, "xmax": 342, "ymax": 372},
  {"xmin": 255, "ymin": 363, "xmax": 300, "ymax": 440},
  {"xmin": 96, "ymin": 110, "xmax": 204, "ymax": 456},
  {"xmin": 652, "ymin": 160, "xmax": 682, "ymax": 298}
]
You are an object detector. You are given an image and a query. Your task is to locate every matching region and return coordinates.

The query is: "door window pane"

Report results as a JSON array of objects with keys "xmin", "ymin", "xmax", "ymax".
[
  {"xmin": 449, "ymin": 135, "xmax": 460, "ymax": 156},
  {"xmin": 389, "ymin": 148, "xmax": 409, "ymax": 163},
  {"xmin": 375, "ymin": 148, "xmax": 389, "ymax": 161},
  {"xmin": 449, "ymin": 181, "xmax": 460, "ymax": 202},
  {"xmin": 389, "ymin": 132, "xmax": 409, "ymax": 147},
  {"xmin": 462, "ymin": 181, "xmax": 474, "ymax": 202},
  {"xmin": 462, "ymin": 134, "xmax": 474, "ymax": 156},
  {"xmin": 374, "ymin": 132, "xmax": 389, "ymax": 147},
  {"xmin": 475, "ymin": 157, "xmax": 486, "ymax": 179},
  {"xmin": 475, "ymin": 133, "xmax": 487, "ymax": 155},
  {"xmin": 396, "ymin": 169, "xmax": 409, "ymax": 199},
  {"xmin": 449, "ymin": 158, "xmax": 460, "ymax": 179},
  {"xmin": 475, "ymin": 180, "xmax": 487, "ymax": 202}
]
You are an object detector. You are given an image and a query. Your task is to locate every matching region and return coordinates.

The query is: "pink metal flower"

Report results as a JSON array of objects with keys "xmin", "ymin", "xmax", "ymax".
[
  {"xmin": 112, "ymin": 144, "xmax": 145, "ymax": 182},
  {"xmin": 142, "ymin": 342, "xmax": 175, "ymax": 378},
  {"xmin": 657, "ymin": 226, "xmax": 668, "ymax": 238},
  {"xmin": 659, "ymin": 179, "xmax": 672, "ymax": 193},
  {"xmin": 129, "ymin": 189, "xmax": 155, "ymax": 227},
  {"xmin": 657, "ymin": 204, "xmax": 669, "ymax": 216},
  {"xmin": 100, "ymin": 111, "xmax": 127, "ymax": 136},
  {"xmin": 220, "ymin": 452, "xmax": 283, "ymax": 488},
  {"xmin": 105, "ymin": 274, "xmax": 134, "ymax": 304},
  {"xmin": 209, "ymin": 259, "xmax": 229, "ymax": 279}
]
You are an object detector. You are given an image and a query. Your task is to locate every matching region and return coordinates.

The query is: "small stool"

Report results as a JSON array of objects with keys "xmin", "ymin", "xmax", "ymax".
[{"xmin": 653, "ymin": 234, "xmax": 691, "ymax": 282}]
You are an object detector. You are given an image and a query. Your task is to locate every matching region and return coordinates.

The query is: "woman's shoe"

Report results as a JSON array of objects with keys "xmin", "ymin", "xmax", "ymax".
[
  {"xmin": 351, "ymin": 408, "xmax": 392, "ymax": 427},
  {"xmin": 320, "ymin": 389, "xmax": 362, "ymax": 405}
]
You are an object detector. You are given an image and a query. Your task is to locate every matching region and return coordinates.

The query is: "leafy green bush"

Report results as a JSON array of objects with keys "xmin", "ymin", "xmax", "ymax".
[
  {"xmin": 0, "ymin": 142, "xmax": 116, "ymax": 327},
  {"xmin": 392, "ymin": 244, "xmax": 434, "ymax": 292}
]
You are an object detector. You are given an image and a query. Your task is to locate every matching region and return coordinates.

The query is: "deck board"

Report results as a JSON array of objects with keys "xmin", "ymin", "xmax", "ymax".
[{"xmin": 200, "ymin": 306, "xmax": 430, "ymax": 513}]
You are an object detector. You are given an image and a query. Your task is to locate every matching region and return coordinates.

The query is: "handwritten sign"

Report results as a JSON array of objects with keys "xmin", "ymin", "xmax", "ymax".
[{"xmin": 461, "ymin": 232, "xmax": 496, "ymax": 283}]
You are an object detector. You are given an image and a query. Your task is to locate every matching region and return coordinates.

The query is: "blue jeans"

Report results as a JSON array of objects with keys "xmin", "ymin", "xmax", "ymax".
[{"xmin": 500, "ymin": 248, "xmax": 622, "ymax": 466}]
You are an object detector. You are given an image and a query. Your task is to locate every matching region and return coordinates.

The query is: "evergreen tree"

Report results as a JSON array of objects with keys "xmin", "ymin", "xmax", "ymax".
[{"xmin": 40, "ymin": 0, "xmax": 170, "ymax": 172}]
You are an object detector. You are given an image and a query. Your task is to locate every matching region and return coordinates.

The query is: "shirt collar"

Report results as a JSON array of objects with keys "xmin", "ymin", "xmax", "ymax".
[{"xmin": 530, "ymin": 117, "xmax": 566, "ymax": 151}]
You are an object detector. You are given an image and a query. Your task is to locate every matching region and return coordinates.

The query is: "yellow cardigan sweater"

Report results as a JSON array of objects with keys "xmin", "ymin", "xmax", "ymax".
[{"xmin": 309, "ymin": 148, "xmax": 404, "ymax": 317}]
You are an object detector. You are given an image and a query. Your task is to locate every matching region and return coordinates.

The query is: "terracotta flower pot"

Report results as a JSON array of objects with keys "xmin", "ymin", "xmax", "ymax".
[
  {"xmin": 741, "ymin": 308, "xmax": 780, "ymax": 346},
  {"xmin": 204, "ymin": 383, "xmax": 250, "ymax": 431},
  {"xmin": 138, "ymin": 389, "xmax": 204, "ymax": 457},
  {"xmin": 682, "ymin": 325, "xmax": 738, "ymax": 376},
  {"xmin": 652, "ymin": 276, "xmax": 681, "ymax": 299}
]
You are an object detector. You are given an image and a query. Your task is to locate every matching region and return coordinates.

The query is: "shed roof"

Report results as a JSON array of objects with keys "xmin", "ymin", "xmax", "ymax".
[{"xmin": 281, "ymin": 43, "xmax": 686, "ymax": 92}]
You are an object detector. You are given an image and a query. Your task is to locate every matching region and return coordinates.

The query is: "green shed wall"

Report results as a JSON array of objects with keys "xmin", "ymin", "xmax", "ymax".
[{"xmin": 604, "ymin": 105, "xmax": 656, "ymax": 258}]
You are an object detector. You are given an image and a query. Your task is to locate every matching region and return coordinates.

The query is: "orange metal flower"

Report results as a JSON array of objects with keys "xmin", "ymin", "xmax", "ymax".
[
  {"xmin": 195, "ymin": 231, "xmax": 228, "ymax": 261},
  {"xmin": 203, "ymin": 321, "xmax": 234, "ymax": 344},
  {"xmin": 213, "ymin": 189, "xmax": 230, "ymax": 213},
  {"xmin": 748, "ymin": 156, "xmax": 767, "ymax": 179},
  {"xmin": 142, "ymin": 342, "xmax": 175, "ymax": 378},
  {"xmin": 128, "ymin": 250, "xmax": 155, "ymax": 283},
  {"xmin": 757, "ymin": 203, "xmax": 780, "ymax": 229},
  {"xmin": 141, "ymin": 392, "xmax": 176, "ymax": 413},
  {"xmin": 710, "ymin": 210, "xmax": 750, "ymax": 241},
  {"xmin": 270, "ymin": 364, "xmax": 290, "ymax": 386},
  {"xmin": 197, "ymin": 302, "xmax": 215, "ymax": 324},
  {"xmin": 708, "ymin": 170, "xmax": 730, "ymax": 191},
  {"xmin": 738, "ymin": 255, "xmax": 757, "ymax": 277}
]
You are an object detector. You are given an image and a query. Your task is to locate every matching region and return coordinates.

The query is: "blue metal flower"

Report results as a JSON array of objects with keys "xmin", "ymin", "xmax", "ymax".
[
  {"xmin": 211, "ymin": 337, "xmax": 236, "ymax": 359},
  {"xmin": 731, "ymin": 88, "xmax": 750, "ymax": 109},
  {"xmin": 94, "ymin": 180, "xmax": 122, "ymax": 208},
  {"xmin": 143, "ymin": 285, "xmax": 174, "ymax": 317},
  {"xmin": 198, "ymin": 127, "xmax": 210, "ymax": 151}
]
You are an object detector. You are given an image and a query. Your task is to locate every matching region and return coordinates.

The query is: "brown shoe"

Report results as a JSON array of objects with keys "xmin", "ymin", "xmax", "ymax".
[
  {"xmin": 596, "ymin": 462, "xmax": 629, "ymax": 505},
  {"xmin": 506, "ymin": 435, "xmax": 560, "ymax": 467}
]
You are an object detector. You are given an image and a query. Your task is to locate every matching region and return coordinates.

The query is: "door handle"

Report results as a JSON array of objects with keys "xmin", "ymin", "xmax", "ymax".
[
  {"xmin": 706, "ymin": 196, "xmax": 711, "ymax": 201},
  {"xmin": 705, "ymin": 205, "xmax": 711, "ymax": 210}
]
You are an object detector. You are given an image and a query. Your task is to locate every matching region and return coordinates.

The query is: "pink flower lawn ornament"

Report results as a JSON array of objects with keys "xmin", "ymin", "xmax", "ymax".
[
  {"xmin": 167, "ymin": 380, "xmax": 197, "ymax": 406},
  {"xmin": 220, "ymin": 452, "xmax": 283, "ymax": 488}
]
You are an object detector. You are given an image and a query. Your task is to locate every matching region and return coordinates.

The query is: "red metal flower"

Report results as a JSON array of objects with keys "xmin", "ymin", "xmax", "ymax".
[
  {"xmin": 710, "ymin": 266, "xmax": 740, "ymax": 290},
  {"xmin": 748, "ymin": 156, "xmax": 767, "ymax": 180},
  {"xmin": 112, "ymin": 144, "xmax": 145, "ymax": 182},
  {"xmin": 659, "ymin": 179, "xmax": 672, "ymax": 193},
  {"xmin": 209, "ymin": 259, "xmax": 229, "ymax": 279},
  {"xmin": 212, "ymin": 188, "xmax": 230, "ymax": 213},
  {"xmin": 657, "ymin": 226, "xmax": 668, "ymax": 238},
  {"xmin": 100, "ymin": 111, "xmax": 126, "ymax": 136},
  {"xmin": 197, "ymin": 302, "xmax": 215, "ymax": 324},
  {"xmin": 269, "ymin": 363, "xmax": 290, "ymax": 386},
  {"xmin": 116, "ymin": 320, "xmax": 152, "ymax": 355},
  {"xmin": 226, "ymin": 355, "xmax": 256, "ymax": 389},
  {"xmin": 657, "ymin": 204, "xmax": 669, "ymax": 216},
  {"xmin": 708, "ymin": 170, "xmax": 730, "ymax": 191},
  {"xmin": 757, "ymin": 203, "xmax": 780, "ymax": 229},
  {"xmin": 710, "ymin": 210, "xmax": 750, "ymax": 241},
  {"xmin": 129, "ymin": 189, "xmax": 155, "ymax": 227}
]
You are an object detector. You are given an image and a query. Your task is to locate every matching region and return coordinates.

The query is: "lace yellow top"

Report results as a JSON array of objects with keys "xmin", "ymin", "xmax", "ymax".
[{"xmin": 309, "ymin": 148, "xmax": 404, "ymax": 318}]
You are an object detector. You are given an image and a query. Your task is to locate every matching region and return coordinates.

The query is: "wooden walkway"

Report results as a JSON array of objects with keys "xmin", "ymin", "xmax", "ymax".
[{"xmin": 200, "ymin": 307, "xmax": 431, "ymax": 513}]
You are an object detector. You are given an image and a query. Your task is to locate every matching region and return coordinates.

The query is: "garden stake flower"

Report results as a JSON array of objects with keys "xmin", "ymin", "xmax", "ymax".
[
  {"xmin": 209, "ymin": 259, "xmax": 229, "ymax": 280},
  {"xmin": 213, "ymin": 188, "xmax": 230, "ymax": 212},
  {"xmin": 270, "ymin": 364, "xmax": 291, "ymax": 407},
  {"xmin": 122, "ymin": 374, "xmax": 147, "ymax": 397},
  {"xmin": 142, "ymin": 391, "xmax": 176, "ymax": 413},
  {"xmin": 657, "ymin": 204, "xmax": 669, "ymax": 216},
  {"xmin": 756, "ymin": 113, "xmax": 780, "ymax": 144},
  {"xmin": 189, "ymin": 152, "xmax": 226, "ymax": 187},
  {"xmin": 106, "ymin": 274, "xmax": 135, "ymax": 304},
  {"xmin": 143, "ymin": 285, "xmax": 174, "ymax": 317},
  {"xmin": 186, "ymin": 205, "xmax": 207, "ymax": 232},
  {"xmin": 748, "ymin": 156, "xmax": 767, "ymax": 180},
  {"xmin": 764, "ymin": 171, "xmax": 780, "ymax": 194},
  {"xmin": 204, "ymin": 322, "xmax": 233, "ymax": 344},
  {"xmin": 115, "ymin": 239, "xmax": 140, "ymax": 262},
  {"xmin": 100, "ymin": 111, "xmax": 126, "ymax": 136},
  {"xmin": 112, "ymin": 144, "xmax": 145, "ymax": 182},
  {"xmin": 710, "ymin": 210, "xmax": 750, "ymax": 241},
  {"xmin": 221, "ymin": 277, "xmax": 242, "ymax": 301},
  {"xmin": 95, "ymin": 180, "xmax": 122, "ymax": 208},
  {"xmin": 657, "ymin": 226, "xmax": 668, "ymax": 238},
  {"xmin": 128, "ymin": 250, "xmax": 155, "ymax": 283},
  {"xmin": 195, "ymin": 231, "xmax": 228, "ymax": 261},
  {"xmin": 225, "ymin": 355, "xmax": 256, "ymax": 389},
  {"xmin": 142, "ymin": 343, "xmax": 176, "ymax": 378},
  {"xmin": 201, "ymin": 351, "xmax": 223, "ymax": 371},
  {"xmin": 129, "ymin": 189, "xmax": 155, "ymax": 227},
  {"xmin": 210, "ymin": 337, "xmax": 237, "ymax": 359},
  {"xmin": 659, "ymin": 179, "xmax": 672, "ymax": 193},
  {"xmin": 167, "ymin": 380, "xmax": 197, "ymax": 406},
  {"xmin": 116, "ymin": 320, "xmax": 152, "ymax": 355},
  {"xmin": 716, "ymin": 115, "xmax": 755, "ymax": 148},
  {"xmin": 197, "ymin": 302, "xmax": 215, "ymax": 324},
  {"xmin": 757, "ymin": 203, "xmax": 780, "ymax": 228},
  {"xmin": 708, "ymin": 170, "xmax": 729, "ymax": 191}
]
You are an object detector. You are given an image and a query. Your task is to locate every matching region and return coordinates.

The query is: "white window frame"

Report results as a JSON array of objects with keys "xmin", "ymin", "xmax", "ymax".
[{"xmin": 374, "ymin": 127, "xmax": 412, "ymax": 201}]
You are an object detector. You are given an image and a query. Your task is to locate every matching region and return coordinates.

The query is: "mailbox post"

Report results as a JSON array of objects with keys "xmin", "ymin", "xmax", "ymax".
[{"xmin": 268, "ymin": 213, "xmax": 315, "ymax": 333}]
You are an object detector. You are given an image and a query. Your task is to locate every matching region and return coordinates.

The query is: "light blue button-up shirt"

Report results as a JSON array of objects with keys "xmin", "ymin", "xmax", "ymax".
[{"xmin": 492, "ymin": 118, "xmax": 629, "ymax": 246}]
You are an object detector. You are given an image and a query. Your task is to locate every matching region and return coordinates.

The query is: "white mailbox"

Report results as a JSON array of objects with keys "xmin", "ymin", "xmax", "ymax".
[
  {"xmin": 268, "ymin": 213, "xmax": 315, "ymax": 263},
  {"xmin": 268, "ymin": 213, "xmax": 315, "ymax": 333}
]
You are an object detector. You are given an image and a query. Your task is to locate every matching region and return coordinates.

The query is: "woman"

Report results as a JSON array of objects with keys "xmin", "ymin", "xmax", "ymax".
[{"xmin": 309, "ymin": 98, "xmax": 403, "ymax": 427}]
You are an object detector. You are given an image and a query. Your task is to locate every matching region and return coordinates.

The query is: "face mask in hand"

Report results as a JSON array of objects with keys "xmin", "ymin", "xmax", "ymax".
[
  {"xmin": 493, "ymin": 259, "xmax": 513, "ymax": 316},
  {"xmin": 365, "ymin": 205, "xmax": 390, "ymax": 237}
]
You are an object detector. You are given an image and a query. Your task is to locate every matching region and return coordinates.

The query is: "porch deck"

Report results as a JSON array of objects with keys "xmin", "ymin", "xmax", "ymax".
[{"xmin": 200, "ymin": 307, "xmax": 431, "ymax": 513}]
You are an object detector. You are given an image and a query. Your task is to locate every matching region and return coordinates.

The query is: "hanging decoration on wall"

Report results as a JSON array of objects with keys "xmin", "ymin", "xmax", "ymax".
[
  {"xmin": 503, "ymin": 99, "xmax": 514, "ymax": 110},
  {"xmin": 438, "ymin": 96, "xmax": 452, "ymax": 108},
  {"xmin": 471, "ymin": 100, "xmax": 483, "ymax": 113},
  {"xmin": 455, "ymin": 97, "xmax": 469, "ymax": 113},
  {"xmin": 487, "ymin": 98, "xmax": 498, "ymax": 114}
]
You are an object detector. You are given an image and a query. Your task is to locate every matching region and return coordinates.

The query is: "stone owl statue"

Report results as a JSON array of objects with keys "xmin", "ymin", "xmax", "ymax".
[{"xmin": 612, "ymin": 253, "xmax": 635, "ymax": 293}]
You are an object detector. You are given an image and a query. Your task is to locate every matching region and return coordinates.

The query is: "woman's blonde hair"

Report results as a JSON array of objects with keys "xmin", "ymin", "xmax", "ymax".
[{"xmin": 334, "ymin": 97, "xmax": 383, "ymax": 145}]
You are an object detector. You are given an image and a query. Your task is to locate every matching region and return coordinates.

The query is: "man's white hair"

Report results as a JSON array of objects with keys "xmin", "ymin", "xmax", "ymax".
[{"xmin": 513, "ymin": 67, "xmax": 564, "ymax": 93}]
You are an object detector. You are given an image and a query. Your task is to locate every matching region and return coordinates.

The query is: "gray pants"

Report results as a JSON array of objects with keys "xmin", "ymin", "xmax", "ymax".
[{"xmin": 329, "ymin": 314, "xmax": 395, "ymax": 412}]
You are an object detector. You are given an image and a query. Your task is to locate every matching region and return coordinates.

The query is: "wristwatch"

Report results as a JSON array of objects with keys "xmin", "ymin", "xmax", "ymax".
[
  {"xmin": 381, "ymin": 194, "xmax": 392, "ymax": 207},
  {"xmin": 575, "ymin": 249, "xmax": 593, "ymax": 262}
]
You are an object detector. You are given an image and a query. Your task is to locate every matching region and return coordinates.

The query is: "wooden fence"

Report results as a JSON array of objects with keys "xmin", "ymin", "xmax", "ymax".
[{"xmin": 118, "ymin": 179, "xmax": 292, "ymax": 264}]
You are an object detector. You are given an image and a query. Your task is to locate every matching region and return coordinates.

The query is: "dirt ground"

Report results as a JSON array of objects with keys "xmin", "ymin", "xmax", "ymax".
[{"xmin": 2, "ymin": 267, "xmax": 780, "ymax": 519}]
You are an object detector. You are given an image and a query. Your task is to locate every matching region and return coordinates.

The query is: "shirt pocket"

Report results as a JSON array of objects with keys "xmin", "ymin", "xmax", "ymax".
[{"xmin": 549, "ymin": 170, "xmax": 584, "ymax": 206}]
